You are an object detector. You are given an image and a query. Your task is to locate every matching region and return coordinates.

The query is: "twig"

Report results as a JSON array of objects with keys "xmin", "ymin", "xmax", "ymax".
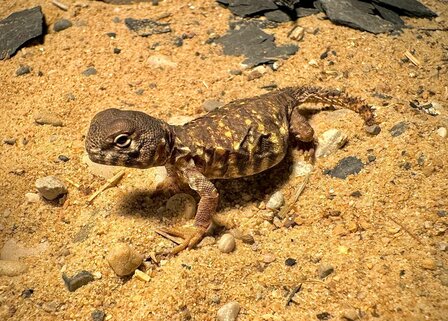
[
  {"xmin": 87, "ymin": 170, "xmax": 125, "ymax": 204},
  {"xmin": 66, "ymin": 178, "xmax": 80, "ymax": 189},
  {"xmin": 285, "ymin": 284, "xmax": 302, "ymax": 307},
  {"xmin": 51, "ymin": 0, "xmax": 69, "ymax": 11},
  {"xmin": 154, "ymin": 229, "xmax": 182, "ymax": 245},
  {"xmin": 385, "ymin": 213, "xmax": 424, "ymax": 245},
  {"xmin": 278, "ymin": 172, "xmax": 310, "ymax": 218},
  {"xmin": 404, "ymin": 50, "xmax": 420, "ymax": 66}
]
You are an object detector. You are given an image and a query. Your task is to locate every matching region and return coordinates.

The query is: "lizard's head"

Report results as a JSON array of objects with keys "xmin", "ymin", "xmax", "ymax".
[{"xmin": 85, "ymin": 108, "xmax": 174, "ymax": 168}]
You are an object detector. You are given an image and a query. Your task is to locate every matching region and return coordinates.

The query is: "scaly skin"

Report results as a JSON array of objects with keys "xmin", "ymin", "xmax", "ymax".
[{"xmin": 85, "ymin": 86, "xmax": 377, "ymax": 253}]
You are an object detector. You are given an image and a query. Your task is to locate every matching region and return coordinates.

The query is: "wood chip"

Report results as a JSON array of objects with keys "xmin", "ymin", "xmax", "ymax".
[
  {"xmin": 87, "ymin": 170, "xmax": 125, "ymax": 204},
  {"xmin": 134, "ymin": 269, "xmax": 150, "ymax": 282},
  {"xmin": 404, "ymin": 50, "xmax": 420, "ymax": 66}
]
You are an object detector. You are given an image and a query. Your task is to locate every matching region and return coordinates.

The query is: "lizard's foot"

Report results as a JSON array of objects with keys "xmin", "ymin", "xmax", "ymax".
[{"xmin": 159, "ymin": 226, "xmax": 207, "ymax": 254}]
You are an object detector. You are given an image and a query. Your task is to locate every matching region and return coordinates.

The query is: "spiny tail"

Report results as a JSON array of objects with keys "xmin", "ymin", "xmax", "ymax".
[{"xmin": 285, "ymin": 86, "xmax": 376, "ymax": 126}]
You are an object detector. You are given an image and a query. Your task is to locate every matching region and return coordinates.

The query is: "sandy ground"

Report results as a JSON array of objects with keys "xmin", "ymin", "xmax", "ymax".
[{"xmin": 0, "ymin": 0, "xmax": 447, "ymax": 320}]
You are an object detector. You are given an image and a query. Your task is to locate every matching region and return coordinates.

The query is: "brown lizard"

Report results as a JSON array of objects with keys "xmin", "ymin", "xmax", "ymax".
[{"xmin": 85, "ymin": 86, "xmax": 377, "ymax": 253}]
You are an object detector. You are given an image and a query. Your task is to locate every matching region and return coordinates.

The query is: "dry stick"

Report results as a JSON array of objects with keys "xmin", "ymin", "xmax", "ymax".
[
  {"xmin": 404, "ymin": 50, "xmax": 420, "ymax": 66},
  {"xmin": 285, "ymin": 284, "xmax": 302, "ymax": 307},
  {"xmin": 87, "ymin": 170, "xmax": 125, "ymax": 204},
  {"xmin": 154, "ymin": 229, "xmax": 182, "ymax": 245},
  {"xmin": 384, "ymin": 213, "xmax": 424, "ymax": 245},
  {"xmin": 278, "ymin": 172, "xmax": 311, "ymax": 219},
  {"xmin": 51, "ymin": 0, "xmax": 69, "ymax": 11}
]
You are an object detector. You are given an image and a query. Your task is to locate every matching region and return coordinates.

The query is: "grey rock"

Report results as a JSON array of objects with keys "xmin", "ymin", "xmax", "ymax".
[
  {"xmin": 373, "ymin": 3, "xmax": 404, "ymax": 26},
  {"xmin": 202, "ymin": 100, "xmax": 224, "ymax": 112},
  {"xmin": 53, "ymin": 19, "xmax": 73, "ymax": 32},
  {"xmin": 0, "ymin": 260, "xmax": 28, "ymax": 276},
  {"xmin": 315, "ymin": 129, "xmax": 348, "ymax": 158},
  {"xmin": 124, "ymin": 18, "xmax": 171, "ymax": 37},
  {"xmin": 373, "ymin": 0, "xmax": 436, "ymax": 18},
  {"xmin": 318, "ymin": 263, "xmax": 334, "ymax": 279},
  {"xmin": 223, "ymin": 0, "xmax": 278, "ymax": 17},
  {"xmin": 0, "ymin": 6, "xmax": 44, "ymax": 60},
  {"xmin": 217, "ymin": 301, "xmax": 240, "ymax": 321},
  {"xmin": 320, "ymin": 0, "xmax": 395, "ymax": 34},
  {"xmin": 62, "ymin": 270, "xmax": 95, "ymax": 292},
  {"xmin": 58, "ymin": 155, "xmax": 70, "ymax": 162},
  {"xmin": 325, "ymin": 156, "xmax": 364, "ymax": 179},
  {"xmin": 295, "ymin": 7, "xmax": 320, "ymax": 18},
  {"xmin": 35, "ymin": 176, "xmax": 67, "ymax": 200},
  {"xmin": 91, "ymin": 310, "xmax": 106, "ymax": 321},
  {"xmin": 34, "ymin": 113, "xmax": 64, "ymax": 127},
  {"xmin": 389, "ymin": 121, "xmax": 408, "ymax": 137},
  {"xmin": 364, "ymin": 124, "xmax": 381, "ymax": 135},
  {"xmin": 264, "ymin": 10, "xmax": 292, "ymax": 22},
  {"xmin": 21, "ymin": 288, "xmax": 34, "ymax": 298},
  {"xmin": 82, "ymin": 67, "xmax": 97, "ymax": 76},
  {"xmin": 3, "ymin": 138, "xmax": 17, "ymax": 145},
  {"xmin": 16, "ymin": 65, "xmax": 31, "ymax": 76}
]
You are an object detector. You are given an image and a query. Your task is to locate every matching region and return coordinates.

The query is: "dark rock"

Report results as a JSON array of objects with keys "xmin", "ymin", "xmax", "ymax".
[
  {"xmin": 260, "ymin": 83, "xmax": 278, "ymax": 91},
  {"xmin": 372, "ymin": 0, "xmax": 437, "ymax": 18},
  {"xmin": 325, "ymin": 156, "xmax": 364, "ymax": 179},
  {"xmin": 53, "ymin": 19, "xmax": 73, "ymax": 32},
  {"xmin": 215, "ymin": 24, "xmax": 298, "ymax": 67},
  {"xmin": 4, "ymin": 138, "xmax": 17, "ymax": 145},
  {"xmin": 389, "ymin": 121, "xmax": 408, "ymax": 137},
  {"xmin": 318, "ymin": 263, "xmax": 334, "ymax": 279},
  {"xmin": 62, "ymin": 270, "xmax": 95, "ymax": 292},
  {"xmin": 0, "ymin": 6, "xmax": 44, "ymax": 60},
  {"xmin": 222, "ymin": 0, "xmax": 278, "ymax": 17},
  {"xmin": 320, "ymin": 0, "xmax": 395, "ymax": 34},
  {"xmin": 91, "ymin": 310, "xmax": 106, "ymax": 321},
  {"xmin": 106, "ymin": 32, "xmax": 116, "ymax": 38},
  {"xmin": 350, "ymin": 191, "xmax": 362, "ymax": 197},
  {"xmin": 173, "ymin": 37, "xmax": 183, "ymax": 47},
  {"xmin": 58, "ymin": 155, "xmax": 70, "ymax": 162},
  {"xmin": 113, "ymin": 47, "xmax": 121, "ymax": 54},
  {"xmin": 229, "ymin": 69, "xmax": 242, "ymax": 75},
  {"xmin": 367, "ymin": 155, "xmax": 376, "ymax": 163},
  {"xmin": 16, "ymin": 65, "xmax": 31, "ymax": 76},
  {"xmin": 82, "ymin": 67, "xmax": 97, "ymax": 76},
  {"xmin": 295, "ymin": 7, "xmax": 320, "ymax": 17},
  {"xmin": 437, "ymin": 210, "xmax": 447, "ymax": 218},
  {"xmin": 285, "ymin": 258, "xmax": 297, "ymax": 266},
  {"xmin": 21, "ymin": 288, "xmax": 34, "ymax": 298},
  {"xmin": 364, "ymin": 124, "xmax": 381, "ymax": 135},
  {"xmin": 264, "ymin": 10, "xmax": 292, "ymax": 23},
  {"xmin": 317, "ymin": 312, "xmax": 332, "ymax": 320},
  {"xmin": 124, "ymin": 18, "xmax": 171, "ymax": 37},
  {"xmin": 373, "ymin": 4, "xmax": 405, "ymax": 26}
]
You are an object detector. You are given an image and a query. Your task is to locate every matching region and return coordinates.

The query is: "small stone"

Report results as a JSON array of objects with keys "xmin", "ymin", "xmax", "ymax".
[
  {"xmin": 0, "ymin": 260, "xmax": 28, "ymax": 276},
  {"xmin": 342, "ymin": 308, "xmax": 359, "ymax": 321},
  {"xmin": 315, "ymin": 129, "xmax": 348, "ymax": 158},
  {"xmin": 364, "ymin": 124, "xmax": 381, "ymax": 135},
  {"xmin": 21, "ymin": 288, "xmax": 34, "ymax": 298},
  {"xmin": 263, "ymin": 253, "xmax": 276, "ymax": 264},
  {"xmin": 82, "ymin": 67, "xmax": 97, "ymax": 76},
  {"xmin": 240, "ymin": 234, "xmax": 255, "ymax": 245},
  {"xmin": 16, "ymin": 65, "xmax": 31, "ymax": 76},
  {"xmin": 289, "ymin": 25, "xmax": 305, "ymax": 41},
  {"xmin": 134, "ymin": 269, "xmax": 150, "ymax": 282},
  {"xmin": 229, "ymin": 69, "xmax": 242, "ymax": 76},
  {"xmin": 218, "ymin": 234, "xmax": 236, "ymax": 253},
  {"xmin": 437, "ymin": 242, "xmax": 447, "ymax": 252},
  {"xmin": 65, "ymin": 93, "xmax": 76, "ymax": 101},
  {"xmin": 173, "ymin": 37, "xmax": 183, "ymax": 47},
  {"xmin": 247, "ymin": 70, "xmax": 263, "ymax": 81},
  {"xmin": 25, "ymin": 192, "xmax": 40, "ymax": 203},
  {"xmin": 217, "ymin": 301, "xmax": 240, "ymax": 321},
  {"xmin": 211, "ymin": 295, "xmax": 221, "ymax": 304},
  {"xmin": 325, "ymin": 156, "xmax": 364, "ymax": 179},
  {"xmin": 91, "ymin": 309, "xmax": 106, "ymax": 321},
  {"xmin": 3, "ymin": 138, "xmax": 16, "ymax": 145},
  {"xmin": 62, "ymin": 270, "xmax": 94, "ymax": 292},
  {"xmin": 106, "ymin": 243, "xmax": 143, "ymax": 276},
  {"xmin": 34, "ymin": 113, "xmax": 64, "ymax": 126},
  {"xmin": 436, "ymin": 127, "xmax": 447, "ymax": 138},
  {"xmin": 106, "ymin": 32, "xmax": 116, "ymax": 38},
  {"xmin": 266, "ymin": 191, "xmax": 284, "ymax": 210},
  {"xmin": 124, "ymin": 18, "xmax": 171, "ymax": 37},
  {"xmin": 147, "ymin": 54, "xmax": 177, "ymax": 68},
  {"xmin": 421, "ymin": 258, "xmax": 436, "ymax": 270},
  {"xmin": 318, "ymin": 263, "xmax": 334, "ymax": 279},
  {"xmin": 54, "ymin": 19, "xmax": 72, "ymax": 32},
  {"xmin": 285, "ymin": 258, "xmax": 297, "ymax": 266},
  {"xmin": 316, "ymin": 312, "xmax": 332, "ymax": 320},
  {"xmin": 58, "ymin": 155, "xmax": 70, "ymax": 162},
  {"xmin": 437, "ymin": 210, "xmax": 447, "ymax": 217},
  {"xmin": 166, "ymin": 193, "xmax": 197, "ymax": 219},
  {"xmin": 390, "ymin": 121, "xmax": 408, "ymax": 137},
  {"xmin": 202, "ymin": 100, "xmax": 224, "ymax": 112},
  {"xmin": 291, "ymin": 160, "xmax": 313, "ymax": 177},
  {"xmin": 113, "ymin": 47, "xmax": 121, "ymax": 54},
  {"xmin": 35, "ymin": 176, "xmax": 67, "ymax": 201}
]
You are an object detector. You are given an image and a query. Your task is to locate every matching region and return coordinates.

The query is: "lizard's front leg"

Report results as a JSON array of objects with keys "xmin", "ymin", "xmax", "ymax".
[{"xmin": 161, "ymin": 168, "xmax": 219, "ymax": 254}]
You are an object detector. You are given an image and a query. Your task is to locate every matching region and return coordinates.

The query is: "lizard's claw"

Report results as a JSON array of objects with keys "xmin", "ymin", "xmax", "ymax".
[{"xmin": 159, "ymin": 226, "xmax": 207, "ymax": 255}]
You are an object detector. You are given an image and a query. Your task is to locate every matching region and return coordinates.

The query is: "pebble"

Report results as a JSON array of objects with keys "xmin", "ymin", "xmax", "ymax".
[
  {"xmin": 318, "ymin": 263, "xmax": 334, "ymax": 279},
  {"xmin": 229, "ymin": 69, "xmax": 242, "ymax": 76},
  {"xmin": 82, "ymin": 67, "xmax": 97, "ymax": 76},
  {"xmin": 3, "ymin": 138, "xmax": 16, "ymax": 145},
  {"xmin": 365, "ymin": 124, "xmax": 381, "ymax": 135},
  {"xmin": 263, "ymin": 253, "xmax": 276, "ymax": 264},
  {"xmin": 240, "ymin": 234, "xmax": 255, "ymax": 245},
  {"xmin": 54, "ymin": 19, "xmax": 73, "ymax": 32},
  {"xmin": 324, "ymin": 156, "xmax": 364, "ymax": 179},
  {"xmin": 25, "ymin": 192, "xmax": 40, "ymax": 203},
  {"xmin": 291, "ymin": 160, "xmax": 313, "ymax": 177},
  {"xmin": 289, "ymin": 25, "xmax": 305, "ymax": 41},
  {"xmin": 106, "ymin": 32, "xmax": 116, "ymax": 38},
  {"xmin": 247, "ymin": 70, "xmax": 262, "ymax": 81},
  {"xmin": 91, "ymin": 310, "xmax": 106, "ymax": 321},
  {"xmin": 217, "ymin": 234, "xmax": 236, "ymax": 253},
  {"xmin": 438, "ymin": 242, "xmax": 447, "ymax": 252},
  {"xmin": 16, "ymin": 65, "xmax": 31, "ymax": 76},
  {"xmin": 166, "ymin": 193, "xmax": 197, "ymax": 219},
  {"xmin": 420, "ymin": 258, "xmax": 436, "ymax": 270},
  {"xmin": 342, "ymin": 309, "xmax": 359, "ymax": 320},
  {"xmin": 285, "ymin": 258, "xmax": 297, "ymax": 266},
  {"xmin": 217, "ymin": 301, "xmax": 240, "ymax": 321},
  {"xmin": 266, "ymin": 191, "xmax": 284, "ymax": 210},
  {"xmin": 315, "ymin": 129, "xmax": 348, "ymax": 158},
  {"xmin": 113, "ymin": 47, "xmax": 121, "ymax": 54},
  {"xmin": 440, "ymin": 274, "xmax": 448, "ymax": 287},
  {"xmin": 389, "ymin": 121, "xmax": 408, "ymax": 137},
  {"xmin": 58, "ymin": 155, "xmax": 70, "ymax": 162},
  {"xmin": 173, "ymin": 37, "xmax": 183, "ymax": 47},
  {"xmin": 202, "ymin": 99, "xmax": 224, "ymax": 112},
  {"xmin": 147, "ymin": 54, "xmax": 177, "ymax": 68},
  {"xmin": 34, "ymin": 113, "xmax": 64, "ymax": 127},
  {"xmin": 62, "ymin": 270, "xmax": 95, "ymax": 292},
  {"xmin": 106, "ymin": 243, "xmax": 143, "ymax": 276},
  {"xmin": 35, "ymin": 176, "xmax": 68, "ymax": 201},
  {"xmin": 134, "ymin": 269, "xmax": 150, "ymax": 282},
  {"xmin": 0, "ymin": 260, "xmax": 28, "ymax": 276},
  {"xmin": 316, "ymin": 312, "xmax": 332, "ymax": 320},
  {"xmin": 21, "ymin": 288, "xmax": 34, "ymax": 298},
  {"xmin": 436, "ymin": 127, "xmax": 447, "ymax": 138}
]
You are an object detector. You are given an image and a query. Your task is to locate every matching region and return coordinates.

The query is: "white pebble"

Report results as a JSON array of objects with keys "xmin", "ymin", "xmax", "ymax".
[
  {"xmin": 291, "ymin": 160, "xmax": 313, "ymax": 177},
  {"xmin": 436, "ymin": 127, "xmax": 447, "ymax": 138},
  {"xmin": 35, "ymin": 176, "xmax": 67, "ymax": 200},
  {"xmin": 217, "ymin": 301, "xmax": 240, "ymax": 321},
  {"xmin": 106, "ymin": 243, "xmax": 143, "ymax": 276},
  {"xmin": 266, "ymin": 191, "xmax": 284, "ymax": 210},
  {"xmin": 289, "ymin": 25, "xmax": 305, "ymax": 41},
  {"xmin": 217, "ymin": 234, "xmax": 235, "ymax": 253},
  {"xmin": 315, "ymin": 129, "xmax": 348, "ymax": 158},
  {"xmin": 25, "ymin": 192, "xmax": 40, "ymax": 203}
]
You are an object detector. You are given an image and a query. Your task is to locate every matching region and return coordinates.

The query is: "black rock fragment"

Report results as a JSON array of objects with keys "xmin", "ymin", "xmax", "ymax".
[
  {"xmin": 21, "ymin": 288, "xmax": 34, "ymax": 299},
  {"xmin": 264, "ymin": 9, "xmax": 292, "ymax": 22},
  {"xmin": 372, "ymin": 0, "xmax": 437, "ymax": 18},
  {"xmin": 320, "ymin": 0, "xmax": 395, "ymax": 34},
  {"xmin": 16, "ymin": 65, "xmax": 31, "ymax": 76},
  {"xmin": 223, "ymin": 0, "xmax": 278, "ymax": 17},
  {"xmin": 325, "ymin": 156, "xmax": 364, "ymax": 179},
  {"xmin": 0, "ymin": 6, "xmax": 44, "ymax": 60},
  {"xmin": 215, "ymin": 23, "xmax": 298, "ymax": 67},
  {"xmin": 316, "ymin": 312, "xmax": 332, "ymax": 320},
  {"xmin": 91, "ymin": 310, "xmax": 106, "ymax": 321},
  {"xmin": 124, "ymin": 18, "xmax": 171, "ymax": 37},
  {"xmin": 285, "ymin": 258, "xmax": 297, "ymax": 266},
  {"xmin": 82, "ymin": 67, "xmax": 97, "ymax": 76},
  {"xmin": 62, "ymin": 270, "xmax": 95, "ymax": 292},
  {"xmin": 54, "ymin": 19, "xmax": 73, "ymax": 32},
  {"xmin": 373, "ymin": 3, "xmax": 404, "ymax": 27},
  {"xmin": 389, "ymin": 121, "xmax": 408, "ymax": 137}
]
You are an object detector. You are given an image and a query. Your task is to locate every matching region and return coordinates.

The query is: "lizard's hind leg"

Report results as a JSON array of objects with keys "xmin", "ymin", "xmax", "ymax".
[{"xmin": 289, "ymin": 108, "xmax": 314, "ymax": 143}]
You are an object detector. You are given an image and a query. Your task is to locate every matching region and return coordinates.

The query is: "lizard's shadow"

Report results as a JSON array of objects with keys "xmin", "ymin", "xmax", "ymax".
[{"xmin": 117, "ymin": 143, "xmax": 314, "ymax": 218}]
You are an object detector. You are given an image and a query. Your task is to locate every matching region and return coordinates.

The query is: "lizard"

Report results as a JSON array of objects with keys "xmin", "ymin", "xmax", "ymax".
[{"xmin": 85, "ymin": 86, "xmax": 378, "ymax": 254}]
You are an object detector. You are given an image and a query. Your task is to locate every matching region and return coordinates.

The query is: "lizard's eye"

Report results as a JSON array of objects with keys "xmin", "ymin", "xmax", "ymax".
[{"xmin": 114, "ymin": 134, "xmax": 132, "ymax": 148}]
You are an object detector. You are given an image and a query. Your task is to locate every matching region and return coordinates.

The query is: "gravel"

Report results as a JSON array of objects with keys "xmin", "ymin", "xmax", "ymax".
[{"xmin": 35, "ymin": 176, "xmax": 67, "ymax": 201}]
